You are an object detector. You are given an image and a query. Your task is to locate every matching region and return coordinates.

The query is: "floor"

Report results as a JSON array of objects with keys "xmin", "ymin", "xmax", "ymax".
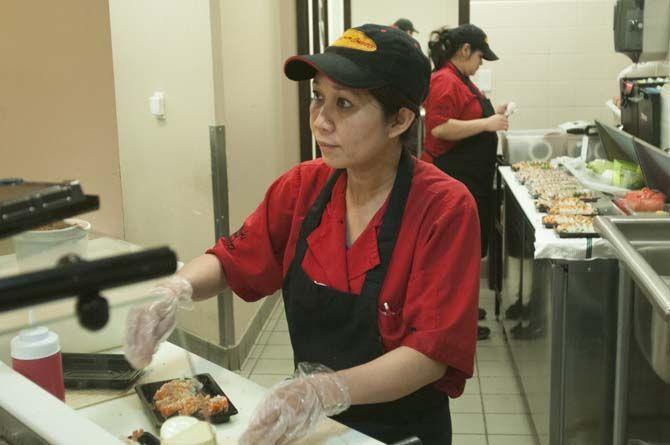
[{"xmin": 237, "ymin": 280, "xmax": 537, "ymax": 445}]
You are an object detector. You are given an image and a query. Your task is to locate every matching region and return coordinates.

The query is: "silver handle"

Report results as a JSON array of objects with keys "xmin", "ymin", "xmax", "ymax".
[{"xmin": 594, "ymin": 216, "xmax": 670, "ymax": 321}]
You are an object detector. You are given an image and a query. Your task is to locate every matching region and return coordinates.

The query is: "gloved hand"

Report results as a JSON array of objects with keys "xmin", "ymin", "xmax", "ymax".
[
  {"xmin": 123, "ymin": 275, "xmax": 193, "ymax": 369},
  {"xmin": 239, "ymin": 363, "xmax": 351, "ymax": 445}
]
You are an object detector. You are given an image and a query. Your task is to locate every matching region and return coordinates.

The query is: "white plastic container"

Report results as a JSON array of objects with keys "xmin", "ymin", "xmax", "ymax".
[
  {"xmin": 660, "ymin": 83, "xmax": 670, "ymax": 151},
  {"xmin": 161, "ymin": 416, "xmax": 215, "ymax": 445},
  {"xmin": 501, "ymin": 129, "xmax": 568, "ymax": 163},
  {"xmin": 12, "ymin": 218, "xmax": 90, "ymax": 271}
]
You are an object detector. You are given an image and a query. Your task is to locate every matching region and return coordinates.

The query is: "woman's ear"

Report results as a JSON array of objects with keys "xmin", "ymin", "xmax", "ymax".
[
  {"xmin": 388, "ymin": 108, "xmax": 416, "ymax": 139},
  {"xmin": 460, "ymin": 43, "xmax": 472, "ymax": 59}
]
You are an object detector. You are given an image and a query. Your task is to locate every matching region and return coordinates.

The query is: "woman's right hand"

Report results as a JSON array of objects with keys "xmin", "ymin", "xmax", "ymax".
[
  {"xmin": 123, "ymin": 275, "xmax": 194, "ymax": 369},
  {"xmin": 484, "ymin": 114, "xmax": 509, "ymax": 132}
]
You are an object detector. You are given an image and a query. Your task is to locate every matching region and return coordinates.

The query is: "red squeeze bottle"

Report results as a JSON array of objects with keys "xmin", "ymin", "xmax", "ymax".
[{"xmin": 11, "ymin": 326, "xmax": 65, "ymax": 401}]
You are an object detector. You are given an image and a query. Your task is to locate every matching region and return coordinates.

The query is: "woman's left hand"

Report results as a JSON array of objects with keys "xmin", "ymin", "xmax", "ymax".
[
  {"xmin": 495, "ymin": 103, "xmax": 509, "ymax": 115},
  {"xmin": 239, "ymin": 364, "xmax": 351, "ymax": 445}
]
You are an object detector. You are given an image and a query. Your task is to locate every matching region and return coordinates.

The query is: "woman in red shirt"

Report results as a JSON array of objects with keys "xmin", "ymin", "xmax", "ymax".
[
  {"xmin": 423, "ymin": 24, "xmax": 507, "ymax": 340},
  {"xmin": 124, "ymin": 24, "xmax": 480, "ymax": 445},
  {"xmin": 423, "ymin": 24, "xmax": 507, "ymax": 260}
]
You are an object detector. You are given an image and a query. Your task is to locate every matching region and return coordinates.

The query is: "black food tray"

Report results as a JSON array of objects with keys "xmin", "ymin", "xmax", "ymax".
[
  {"xmin": 62, "ymin": 353, "xmax": 142, "ymax": 390},
  {"xmin": 0, "ymin": 179, "xmax": 99, "ymax": 238},
  {"xmin": 548, "ymin": 212, "xmax": 599, "ymax": 217},
  {"xmin": 557, "ymin": 232, "xmax": 600, "ymax": 239},
  {"xmin": 135, "ymin": 373, "xmax": 238, "ymax": 428}
]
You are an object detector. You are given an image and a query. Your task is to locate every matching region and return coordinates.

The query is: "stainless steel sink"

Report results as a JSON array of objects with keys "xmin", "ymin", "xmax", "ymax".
[
  {"xmin": 594, "ymin": 216, "xmax": 670, "ymax": 320},
  {"xmin": 594, "ymin": 216, "xmax": 670, "ymax": 385},
  {"xmin": 633, "ymin": 247, "xmax": 670, "ymax": 383}
]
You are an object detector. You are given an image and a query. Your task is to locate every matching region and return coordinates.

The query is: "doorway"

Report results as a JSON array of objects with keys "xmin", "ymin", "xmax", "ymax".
[{"xmin": 295, "ymin": 0, "xmax": 467, "ymax": 161}]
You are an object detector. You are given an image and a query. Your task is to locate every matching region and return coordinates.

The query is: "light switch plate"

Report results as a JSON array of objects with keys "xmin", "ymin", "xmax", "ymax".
[{"xmin": 474, "ymin": 69, "xmax": 492, "ymax": 93}]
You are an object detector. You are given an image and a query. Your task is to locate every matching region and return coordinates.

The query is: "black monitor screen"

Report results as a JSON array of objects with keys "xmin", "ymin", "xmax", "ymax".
[
  {"xmin": 595, "ymin": 120, "xmax": 639, "ymax": 163},
  {"xmin": 633, "ymin": 138, "xmax": 670, "ymax": 196}
]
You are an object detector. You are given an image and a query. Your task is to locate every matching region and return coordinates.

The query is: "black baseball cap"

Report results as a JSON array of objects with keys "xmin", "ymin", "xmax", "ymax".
[
  {"xmin": 393, "ymin": 18, "xmax": 418, "ymax": 34},
  {"xmin": 450, "ymin": 24, "xmax": 498, "ymax": 61},
  {"xmin": 284, "ymin": 24, "xmax": 431, "ymax": 109}
]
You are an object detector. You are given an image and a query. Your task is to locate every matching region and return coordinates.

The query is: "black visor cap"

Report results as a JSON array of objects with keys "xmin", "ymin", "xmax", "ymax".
[
  {"xmin": 284, "ymin": 24, "xmax": 431, "ymax": 108},
  {"xmin": 454, "ymin": 24, "xmax": 498, "ymax": 61}
]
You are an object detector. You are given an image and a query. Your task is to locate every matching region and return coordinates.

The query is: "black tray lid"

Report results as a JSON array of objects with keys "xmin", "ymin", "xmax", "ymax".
[
  {"xmin": 0, "ymin": 178, "xmax": 99, "ymax": 239},
  {"xmin": 62, "ymin": 353, "xmax": 142, "ymax": 389}
]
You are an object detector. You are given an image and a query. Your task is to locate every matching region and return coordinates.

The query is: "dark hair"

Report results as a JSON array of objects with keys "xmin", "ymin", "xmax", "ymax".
[
  {"xmin": 368, "ymin": 86, "xmax": 419, "ymax": 153},
  {"xmin": 428, "ymin": 26, "xmax": 462, "ymax": 71}
]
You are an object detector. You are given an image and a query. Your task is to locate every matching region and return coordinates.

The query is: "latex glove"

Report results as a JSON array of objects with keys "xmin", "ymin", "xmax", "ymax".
[
  {"xmin": 495, "ymin": 102, "xmax": 509, "ymax": 115},
  {"xmin": 123, "ymin": 275, "xmax": 193, "ymax": 369},
  {"xmin": 239, "ymin": 363, "xmax": 351, "ymax": 445},
  {"xmin": 505, "ymin": 102, "xmax": 518, "ymax": 117},
  {"xmin": 484, "ymin": 113, "xmax": 509, "ymax": 132}
]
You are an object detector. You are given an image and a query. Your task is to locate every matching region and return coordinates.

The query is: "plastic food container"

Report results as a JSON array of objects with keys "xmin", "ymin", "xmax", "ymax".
[
  {"xmin": 12, "ymin": 218, "xmax": 90, "ymax": 271},
  {"xmin": 501, "ymin": 129, "xmax": 568, "ymax": 163}
]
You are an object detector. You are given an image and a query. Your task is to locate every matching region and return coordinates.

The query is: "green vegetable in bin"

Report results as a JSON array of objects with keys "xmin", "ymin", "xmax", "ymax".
[
  {"xmin": 612, "ymin": 160, "xmax": 644, "ymax": 188},
  {"xmin": 586, "ymin": 159, "xmax": 644, "ymax": 189},
  {"xmin": 586, "ymin": 159, "xmax": 611, "ymax": 174}
]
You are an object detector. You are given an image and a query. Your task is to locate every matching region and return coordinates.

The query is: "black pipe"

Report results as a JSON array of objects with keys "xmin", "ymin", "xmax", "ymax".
[{"xmin": 0, "ymin": 247, "xmax": 177, "ymax": 312}]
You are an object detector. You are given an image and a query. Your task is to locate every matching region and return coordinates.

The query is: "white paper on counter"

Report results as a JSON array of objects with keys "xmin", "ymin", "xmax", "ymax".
[{"xmin": 499, "ymin": 166, "xmax": 617, "ymax": 260}]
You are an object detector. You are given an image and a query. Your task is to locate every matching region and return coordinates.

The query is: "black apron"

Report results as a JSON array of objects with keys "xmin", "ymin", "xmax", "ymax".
[
  {"xmin": 431, "ymin": 69, "xmax": 498, "ymax": 258},
  {"xmin": 282, "ymin": 150, "xmax": 452, "ymax": 445}
]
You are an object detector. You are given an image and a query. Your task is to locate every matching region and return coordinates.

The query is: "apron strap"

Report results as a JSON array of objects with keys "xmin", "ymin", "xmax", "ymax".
[
  {"xmin": 292, "ymin": 169, "xmax": 344, "ymax": 267},
  {"xmin": 450, "ymin": 63, "xmax": 495, "ymax": 119},
  {"xmin": 360, "ymin": 149, "xmax": 414, "ymax": 297}
]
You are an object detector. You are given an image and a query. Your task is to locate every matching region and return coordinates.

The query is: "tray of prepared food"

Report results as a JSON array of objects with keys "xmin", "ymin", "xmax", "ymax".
[
  {"xmin": 548, "ymin": 203, "xmax": 599, "ymax": 216},
  {"xmin": 536, "ymin": 197, "xmax": 584, "ymax": 213},
  {"xmin": 542, "ymin": 214, "xmax": 593, "ymax": 228},
  {"xmin": 511, "ymin": 161, "xmax": 551, "ymax": 171},
  {"xmin": 62, "ymin": 353, "xmax": 143, "ymax": 390},
  {"xmin": 135, "ymin": 374, "xmax": 238, "ymax": 428},
  {"xmin": 555, "ymin": 221, "xmax": 599, "ymax": 238},
  {"xmin": 530, "ymin": 185, "xmax": 597, "ymax": 199}
]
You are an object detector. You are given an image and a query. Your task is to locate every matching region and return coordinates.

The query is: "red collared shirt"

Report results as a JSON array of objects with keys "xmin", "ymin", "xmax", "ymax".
[
  {"xmin": 207, "ymin": 157, "xmax": 480, "ymax": 397},
  {"xmin": 422, "ymin": 62, "xmax": 484, "ymax": 162}
]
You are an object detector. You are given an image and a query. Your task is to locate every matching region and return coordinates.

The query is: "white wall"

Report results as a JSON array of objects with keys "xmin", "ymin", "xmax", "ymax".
[
  {"xmin": 0, "ymin": 0, "xmax": 124, "ymax": 239},
  {"xmin": 216, "ymin": 0, "xmax": 299, "ymax": 343},
  {"xmin": 351, "ymin": 0, "xmax": 459, "ymax": 55},
  {"xmin": 109, "ymin": 0, "xmax": 220, "ymax": 342},
  {"xmin": 109, "ymin": 0, "xmax": 299, "ymax": 347},
  {"xmin": 328, "ymin": 0, "xmax": 345, "ymax": 44},
  {"xmin": 471, "ymin": 0, "xmax": 631, "ymax": 129}
]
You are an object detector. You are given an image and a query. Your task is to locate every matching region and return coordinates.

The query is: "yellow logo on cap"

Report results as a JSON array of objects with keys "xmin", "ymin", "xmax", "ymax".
[{"xmin": 332, "ymin": 29, "xmax": 377, "ymax": 52}]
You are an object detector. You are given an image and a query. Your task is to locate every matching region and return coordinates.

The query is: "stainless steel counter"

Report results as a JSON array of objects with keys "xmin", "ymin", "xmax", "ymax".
[
  {"xmin": 501, "ymin": 178, "xmax": 619, "ymax": 445},
  {"xmin": 594, "ymin": 217, "xmax": 670, "ymax": 445}
]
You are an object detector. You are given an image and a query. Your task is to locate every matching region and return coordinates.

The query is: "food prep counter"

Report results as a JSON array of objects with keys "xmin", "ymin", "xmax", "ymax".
[
  {"xmin": 1, "ymin": 341, "xmax": 383, "ymax": 444},
  {"xmin": 498, "ymin": 166, "xmax": 621, "ymax": 445}
]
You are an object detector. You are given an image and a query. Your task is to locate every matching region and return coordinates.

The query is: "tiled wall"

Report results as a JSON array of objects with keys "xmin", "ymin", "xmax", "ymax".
[{"xmin": 471, "ymin": 0, "xmax": 633, "ymax": 129}]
